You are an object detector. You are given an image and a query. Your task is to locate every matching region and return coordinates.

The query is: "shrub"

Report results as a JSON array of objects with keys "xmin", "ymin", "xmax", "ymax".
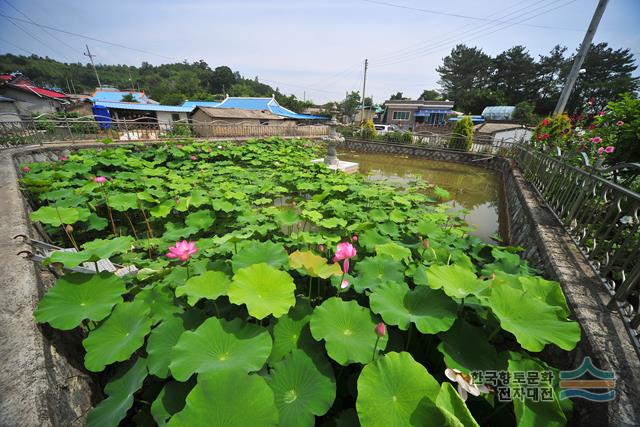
[
  {"xmin": 448, "ymin": 116, "xmax": 474, "ymax": 151},
  {"xmin": 360, "ymin": 119, "xmax": 377, "ymax": 140},
  {"xmin": 167, "ymin": 122, "xmax": 194, "ymax": 137},
  {"xmin": 513, "ymin": 101, "xmax": 538, "ymax": 126},
  {"xmin": 533, "ymin": 114, "xmax": 572, "ymax": 151}
]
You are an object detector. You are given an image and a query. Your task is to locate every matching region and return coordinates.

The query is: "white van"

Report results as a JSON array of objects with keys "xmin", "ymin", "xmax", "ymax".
[{"xmin": 374, "ymin": 124, "xmax": 400, "ymax": 135}]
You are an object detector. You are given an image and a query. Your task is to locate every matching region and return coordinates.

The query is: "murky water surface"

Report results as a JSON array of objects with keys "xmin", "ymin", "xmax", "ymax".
[{"xmin": 338, "ymin": 151, "xmax": 505, "ymax": 243}]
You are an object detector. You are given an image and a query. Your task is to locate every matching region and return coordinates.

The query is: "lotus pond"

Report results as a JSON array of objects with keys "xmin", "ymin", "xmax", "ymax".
[
  {"xmin": 21, "ymin": 138, "xmax": 580, "ymax": 426},
  {"xmin": 338, "ymin": 151, "xmax": 505, "ymax": 243}
]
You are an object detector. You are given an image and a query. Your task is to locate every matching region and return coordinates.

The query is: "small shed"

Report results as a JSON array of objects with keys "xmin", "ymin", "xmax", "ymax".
[
  {"xmin": 191, "ymin": 107, "xmax": 288, "ymax": 137},
  {"xmin": 474, "ymin": 122, "xmax": 532, "ymax": 143}
]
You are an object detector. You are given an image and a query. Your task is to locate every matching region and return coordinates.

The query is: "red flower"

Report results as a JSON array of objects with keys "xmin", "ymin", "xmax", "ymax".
[
  {"xmin": 588, "ymin": 124, "xmax": 596, "ymax": 130},
  {"xmin": 541, "ymin": 118, "xmax": 551, "ymax": 126},
  {"xmin": 375, "ymin": 322, "xmax": 386, "ymax": 337},
  {"xmin": 616, "ymin": 121, "xmax": 624, "ymax": 127}
]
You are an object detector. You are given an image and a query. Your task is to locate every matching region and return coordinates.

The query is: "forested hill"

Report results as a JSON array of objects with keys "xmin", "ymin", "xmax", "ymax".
[{"xmin": 0, "ymin": 54, "xmax": 314, "ymax": 111}]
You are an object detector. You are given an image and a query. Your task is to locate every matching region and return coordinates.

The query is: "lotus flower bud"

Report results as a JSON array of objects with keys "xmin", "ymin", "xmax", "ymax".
[
  {"xmin": 375, "ymin": 322, "xmax": 386, "ymax": 337},
  {"xmin": 65, "ymin": 224, "xmax": 74, "ymax": 233},
  {"xmin": 422, "ymin": 238, "xmax": 430, "ymax": 249}
]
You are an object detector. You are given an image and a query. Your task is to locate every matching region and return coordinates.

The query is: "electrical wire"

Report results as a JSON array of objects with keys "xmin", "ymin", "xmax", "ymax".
[
  {"xmin": 361, "ymin": 0, "xmax": 581, "ymax": 31},
  {"xmin": 0, "ymin": 15, "xmax": 74, "ymax": 61},
  {"xmin": 0, "ymin": 36, "xmax": 35, "ymax": 55},
  {"xmin": 2, "ymin": 0, "xmax": 82, "ymax": 58},
  {"xmin": 372, "ymin": 0, "xmax": 578, "ymax": 67}
]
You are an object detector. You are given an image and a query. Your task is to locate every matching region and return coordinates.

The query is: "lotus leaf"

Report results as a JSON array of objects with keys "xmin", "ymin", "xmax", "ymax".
[{"xmin": 175, "ymin": 270, "xmax": 231, "ymax": 306}]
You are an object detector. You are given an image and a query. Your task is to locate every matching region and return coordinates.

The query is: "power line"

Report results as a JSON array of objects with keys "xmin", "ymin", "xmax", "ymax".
[
  {"xmin": 0, "ymin": 36, "xmax": 35, "ymax": 55},
  {"xmin": 0, "ymin": 15, "xmax": 73, "ymax": 61},
  {"xmin": 361, "ymin": 0, "xmax": 581, "ymax": 31},
  {"xmin": 370, "ymin": 0, "xmax": 562, "ymax": 65},
  {"xmin": 0, "ymin": 12, "xmax": 181, "ymax": 62},
  {"xmin": 372, "ymin": 0, "xmax": 578, "ymax": 68},
  {"xmin": 2, "ymin": 0, "xmax": 82, "ymax": 57}
]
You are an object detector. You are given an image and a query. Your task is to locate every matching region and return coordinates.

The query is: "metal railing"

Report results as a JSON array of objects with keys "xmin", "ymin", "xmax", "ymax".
[
  {"xmin": 343, "ymin": 134, "xmax": 640, "ymax": 354},
  {"xmin": 0, "ymin": 115, "xmax": 329, "ymax": 148}
]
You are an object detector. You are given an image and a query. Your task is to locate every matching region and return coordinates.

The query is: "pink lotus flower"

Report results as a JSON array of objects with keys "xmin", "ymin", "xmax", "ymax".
[
  {"xmin": 605, "ymin": 146, "xmax": 615, "ymax": 154},
  {"xmin": 375, "ymin": 322, "xmax": 386, "ymax": 337},
  {"xmin": 335, "ymin": 242, "xmax": 357, "ymax": 273},
  {"xmin": 21, "ymin": 165, "xmax": 30, "ymax": 172},
  {"xmin": 166, "ymin": 240, "xmax": 198, "ymax": 262},
  {"xmin": 352, "ymin": 234, "xmax": 358, "ymax": 242},
  {"xmin": 590, "ymin": 137, "xmax": 602, "ymax": 144},
  {"xmin": 334, "ymin": 242, "xmax": 357, "ymax": 261},
  {"xmin": 616, "ymin": 120, "xmax": 624, "ymax": 127},
  {"xmin": 341, "ymin": 279, "xmax": 350, "ymax": 289},
  {"xmin": 60, "ymin": 155, "xmax": 68, "ymax": 161},
  {"xmin": 541, "ymin": 118, "xmax": 551, "ymax": 126},
  {"xmin": 191, "ymin": 155, "xmax": 197, "ymax": 161},
  {"xmin": 95, "ymin": 176, "xmax": 107, "ymax": 183},
  {"xmin": 176, "ymin": 144, "xmax": 183, "ymax": 149},
  {"xmin": 597, "ymin": 147, "xmax": 605, "ymax": 155}
]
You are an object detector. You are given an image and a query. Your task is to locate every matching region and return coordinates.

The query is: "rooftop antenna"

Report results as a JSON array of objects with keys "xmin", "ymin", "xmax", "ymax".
[{"xmin": 84, "ymin": 44, "xmax": 102, "ymax": 88}]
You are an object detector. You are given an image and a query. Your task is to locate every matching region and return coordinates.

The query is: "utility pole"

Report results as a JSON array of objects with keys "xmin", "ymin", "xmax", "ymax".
[
  {"xmin": 303, "ymin": 91, "xmax": 306, "ymax": 102},
  {"xmin": 360, "ymin": 58, "xmax": 368, "ymax": 124},
  {"xmin": 553, "ymin": 0, "xmax": 608, "ymax": 115},
  {"xmin": 84, "ymin": 44, "xmax": 102, "ymax": 89}
]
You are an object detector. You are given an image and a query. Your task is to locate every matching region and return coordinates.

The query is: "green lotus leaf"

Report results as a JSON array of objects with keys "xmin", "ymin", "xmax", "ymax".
[
  {"xmin": 189, "ymin": 189, "xmax": 209, "ymax": 207},
  {"xmin": 83, "ymin": 300, "xmax": 152, "ymax": 372},
  {"xmin": 167, "ymin": 370, "xmax": 278, "ymax": 427},
  {"xmin": 488, "ymin": 283, "xmax": 580, "ymax": 352},
  {"xmin": 151, "ymin": 379, "xmax": 196, "ymax": 426},
  {"xmin": 274, "ymin": 208, "xmax": 301, "ymax": 226},
  {"xmin": 34, "ymin": 272, "xmax": 126, "ymax": 330},
  {"xmin": 231, "ymin": 241, "xmax": 289, "ymax": 272},
  {"xmin": 436, "ymin": 382, "xmax": 480, "ymax": 427},
  {"xmin": 87, "ymin": 357, "xmax": 148, "ymax": 427},
  {"xmin": 499, "ymin": 274, "xmax": 571, "ymax": 318},
  {"xmin": 309, "ymin": 297, "xmax": 388, "ymax": 365},
  {"xmin": 169, "ymin": 317, "xmax": 272, "ymax": 381},
  {"xmin": 359, "ymin": 228, "xmax": 391, "ymax": 251},
  {"xmin": 150, "ymin": 201, "xmax": 173, "ymax": 218},
  {"xmin": 288, "ymin": 250, "xmax": 342, "ymax": 279},
  {"xmin": 368, "ymin": 208, "xmax": 388, "ymax": 222},
  {"xmin": 434, "ymin": 186, "xmax": 451, "ymax": 200},
  {"xmin": 266, "ymin": 350, "xmax": 336, "ymax": 427},
  {"xmin": 85, "ymin": 213, "xmax": 109, "ymax": 231},
  {"xmin": 426, "ymin": 264, "xmax": 487, "ymax": 299},
  {"xmin": 135, "ymin": 285, "xmax": 182, "ymax": 324},
  {"xmin": 228, "ymin": 263, "xmax": 296, "ymax": 319},
  {"xmin": 44, "ymin": 250, "xmax": 92, "ymax": 268},
  {"xmin": 30, "ymin": 205, "xmax": 91, "ymax": 226},
  {"xmin": 356, "ymin": 352, "xmax": 440, "ymax": 426},
  {"xmin": 185, "ymin": 209, "xmax": 214, "ymax": 230},
  {"xmin": 81, "ymin": 236, "xmax": 135, "ymax": 260},
  {"xmin": 437, "ymin": 320, "xmax": 499, "ymax": 374},
  {"xmin": 162, "ymin": 222, "xmax": 199, "ymax": 241},
  {"xmin": 508, "ymin": 352, "xmax": 567, "ymax": 426},
  {"xmin": 269, "ymin": 299, "xmax": 318, "ymax": 364},
  {"xmin": 318, "ymin": 217, "xmax": 347, "ymax": 229},
  {"xmin": 375, "ymin": 242, "xmax": 412, "ymax": 262},
  {"xmin": 107, "ymin": 192, "xmax": 139, "ymax": 211},
  {"xmin": 175, "ymin": 270, "xmax": 231, "ymax": 306},
  {"xmin": 377, "ymin": 221, "xmax": 399, "ymax": 237},
  {"xmin": 369, "ymin": 281, "xmax": 457, "ymax": 334},
  {"xmin": 353, "ymin": 255, "xmax": 404, "ymax": 292},
  {"xmin": 147, "ymin": 316, "xmax": 186, "ymax": 378}
]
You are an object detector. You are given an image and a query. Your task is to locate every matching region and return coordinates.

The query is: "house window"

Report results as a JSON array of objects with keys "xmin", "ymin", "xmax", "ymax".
[
  {"xmin": 392, "ymin": 111, "xmax": 410, "ymax": 121},
  {"xmin": 260, "ymin": 120, "xmax": 269, "ymax": 125},
  {"xmin": 171, "ymin": 113, "xmax": 180, "ymax": 121}
]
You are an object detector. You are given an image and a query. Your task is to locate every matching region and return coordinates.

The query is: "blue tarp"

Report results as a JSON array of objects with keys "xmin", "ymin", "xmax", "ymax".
[{"xmin": 92, "ymin": 105, "xmax": 112, "ymax": 129}]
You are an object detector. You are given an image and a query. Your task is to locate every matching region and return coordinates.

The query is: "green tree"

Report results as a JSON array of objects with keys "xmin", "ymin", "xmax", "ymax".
[
  {"xmin": 566, "ymin": 43, "xmax": 639, "ymax": 112},
  {"xmin": 389, "ymin": 92, "xmax": 405, "ymax": 100},
  {"xmin": 535, "ymin": 45, "xmax": 570, "ymax": 114},
  {"xmin": 209, "ymin": 66, "xmax": 236, "ymax": 94},
  {"xmin": 513, "ymin": 101, "xmax": 538, "ymax": 126},
  {"xmin": 120, "ymin": 93, "xmax": 136, "ymax": 102},
  {"xmin": 418, "ymin": 89, "xmax": 441, "ymax": 100},
  {"xmin": 437, "ymin": 45, "xmax": 497, "ymax": 113},
  {"xmin": 340, "ymin": 91, "xmax": 361, "ymax": 121},
  {"xmin": 449, "ymin": 116, "xmax": 474, "ymax": 151},
  {"xmin": 492, "ymin": 46, "xmax": 538, "ymax": 105}
]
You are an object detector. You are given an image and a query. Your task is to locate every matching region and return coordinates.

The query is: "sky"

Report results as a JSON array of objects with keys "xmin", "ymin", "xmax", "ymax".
[{"xmin": 0, "ymin": 0, "xmax": 639, "ymax": 105}]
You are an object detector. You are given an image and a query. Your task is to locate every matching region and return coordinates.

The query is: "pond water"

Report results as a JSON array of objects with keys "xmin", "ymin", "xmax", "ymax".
[{"xmin": 338, "ymin": 151, "xmax": 506, "ymax": 243}]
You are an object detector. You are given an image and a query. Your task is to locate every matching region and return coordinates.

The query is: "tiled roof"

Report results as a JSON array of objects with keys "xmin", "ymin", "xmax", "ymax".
[
  {"xmin": 195, "ymin": 107, "xmax": 284, "ymax": 120},
  {"xmin": 182, "ymin": 101, "xmax": 222, "ymax": 108},
  {"xmin": 214, "ymin": 97, "xmax": 327, "ymax": 119}
]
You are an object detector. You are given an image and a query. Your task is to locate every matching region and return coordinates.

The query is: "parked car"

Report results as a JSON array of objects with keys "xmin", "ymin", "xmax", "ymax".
[{"xmin": 374, "ymin": 124, "xmax": 400, "ymax": 135}]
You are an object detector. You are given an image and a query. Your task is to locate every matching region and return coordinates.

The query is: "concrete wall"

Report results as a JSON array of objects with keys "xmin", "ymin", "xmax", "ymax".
[
  {"xmin": 0, "ymin": 87, "xmax": 61, "ymax": 115},
  {"xmin": 157, "ymin": 111, "xmax": 189, "ymax": 131},
  {"xmin": 0, "ymin": 101, "xmax": 21, "ymax": 122},
  {"xmin": 492, "ymin": 128, "xmax": 532, "ymax": 143}
]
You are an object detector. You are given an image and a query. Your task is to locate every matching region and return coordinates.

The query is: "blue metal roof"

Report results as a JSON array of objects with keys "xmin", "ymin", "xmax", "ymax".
[
  {"xmin": 182, "ymin": 101, "xmax": 221, "ymax": 108},
  {"xmin": 214, "ymin": 97, "xmax": 327, "ymax": 120},
  {"xmin": 448, "ymin": 115, "xmax": 485, "ymax": 124},
  {"xmin": 95, "ymin": 101, "xmax": 193, "ymax": 113},
  {"xmin": 89, "ymin": 90, "xmax": 158, "ymax": 104}
]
